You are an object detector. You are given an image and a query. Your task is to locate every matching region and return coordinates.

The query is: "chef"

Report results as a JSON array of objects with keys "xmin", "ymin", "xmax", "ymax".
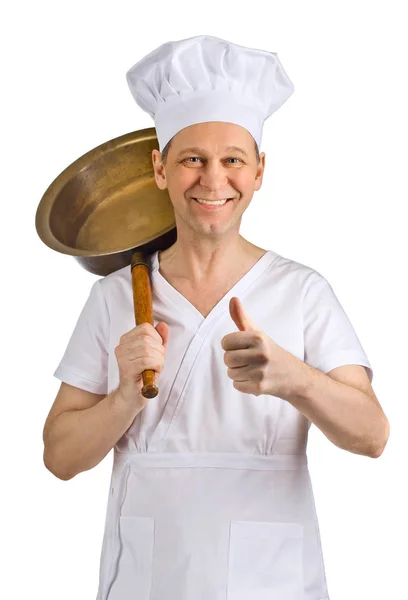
[{"xmin": 46, "ymin": 35, "xmax": 390, "ymax": 600}]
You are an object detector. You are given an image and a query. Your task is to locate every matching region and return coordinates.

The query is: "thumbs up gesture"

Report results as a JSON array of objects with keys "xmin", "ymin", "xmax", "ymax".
[{"xmin": 221, "ymin": 297, "xmax": 303, "ymax": 399}]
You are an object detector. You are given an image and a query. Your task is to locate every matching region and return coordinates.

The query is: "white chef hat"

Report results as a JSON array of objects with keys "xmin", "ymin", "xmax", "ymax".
[{"xmin": 126, "ymin": 34, "xmax": 294, "ymax": 152}]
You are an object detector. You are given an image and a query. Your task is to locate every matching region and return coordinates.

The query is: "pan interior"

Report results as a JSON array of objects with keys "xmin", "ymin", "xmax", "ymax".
[{"xmin": 69, "ymin": 175, "xmax": 174, "ymax": 252}]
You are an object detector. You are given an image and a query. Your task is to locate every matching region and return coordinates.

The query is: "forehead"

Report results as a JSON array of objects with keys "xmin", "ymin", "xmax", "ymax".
[{"xmin": 172, "ymin": 121, "xmax": 254, "ymax": 152}]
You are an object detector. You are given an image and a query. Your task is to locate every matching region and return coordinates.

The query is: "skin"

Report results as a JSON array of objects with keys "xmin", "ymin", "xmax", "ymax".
[
  {"xmin": 151, "ymin": 121, "xmax": 267, "ymax": 288},
  {"xmin": 127, "ymin": 123, "xmax": 389, "ymax": 460},
  {"xmin": 149, "ymin": 120, "xmax": 304, "ymax": 403},
  {"xmin": 130, "ymin": 121, "xmax": 390, "ymax": 458},
  {"xmin": 42, "ymin": 126, "xmax": 388, "ymax": 485}
]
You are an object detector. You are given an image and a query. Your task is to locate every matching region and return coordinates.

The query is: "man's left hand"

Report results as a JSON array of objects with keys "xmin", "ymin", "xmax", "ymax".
[{"xmin": 221, "ymin": 296, "xmax": 305, "ymax": 398}]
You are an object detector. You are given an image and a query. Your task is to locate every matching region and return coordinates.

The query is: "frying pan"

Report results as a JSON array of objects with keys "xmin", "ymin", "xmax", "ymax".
[{"xmin": 35, "ymin": 127, "xmax": 177, "ymax": 398}]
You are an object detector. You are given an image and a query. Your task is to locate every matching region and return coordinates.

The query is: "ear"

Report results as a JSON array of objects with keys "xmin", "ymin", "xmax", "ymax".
[
  {"xmin": 254, "ymin": 152, "xmax": 265, "ymax": 191},
  {"xmin": 152, "ymin": 149, "xmax": 168, "ymax": 190}
]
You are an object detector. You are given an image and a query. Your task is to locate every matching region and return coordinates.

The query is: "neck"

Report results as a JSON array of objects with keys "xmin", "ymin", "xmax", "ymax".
[{"xmin": 159, "ymin": 235, "xmax": 266, "ymax": 286}]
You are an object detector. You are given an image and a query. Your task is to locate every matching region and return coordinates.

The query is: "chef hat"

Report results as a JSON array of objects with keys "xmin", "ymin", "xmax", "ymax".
[{"xmin": 126, "ymin": 34, "xmax": 294, "ymax": 152}]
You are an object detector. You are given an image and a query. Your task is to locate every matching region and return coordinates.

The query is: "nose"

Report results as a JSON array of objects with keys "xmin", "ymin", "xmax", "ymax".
[{"xmin": 198, "ymin": 160, "xmax": 229, "ymax": 193}]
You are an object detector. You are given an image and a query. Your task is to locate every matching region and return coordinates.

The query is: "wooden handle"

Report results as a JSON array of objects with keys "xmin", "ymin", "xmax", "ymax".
[{"xmin": 131, "ymin": 251, "xmax": 159, "ymax": 399}]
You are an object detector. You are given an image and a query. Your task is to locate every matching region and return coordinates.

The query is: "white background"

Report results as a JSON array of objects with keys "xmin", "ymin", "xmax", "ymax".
[{"xmin": 2, "ymin": 1, "xmax": 407, "ymax": 598}]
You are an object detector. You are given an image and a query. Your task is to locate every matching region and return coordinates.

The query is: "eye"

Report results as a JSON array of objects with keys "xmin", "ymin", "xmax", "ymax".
[{"xmin": 181, "ymin": 156, "xmax": 242, "ymax": 165}]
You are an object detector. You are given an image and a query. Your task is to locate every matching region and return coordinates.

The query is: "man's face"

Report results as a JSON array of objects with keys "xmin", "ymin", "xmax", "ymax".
[{"xmin": 152, "ymin": 121, "xmax": 265, "ymax": 239}]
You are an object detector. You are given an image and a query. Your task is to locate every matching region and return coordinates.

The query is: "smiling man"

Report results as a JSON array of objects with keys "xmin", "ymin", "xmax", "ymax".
[
  {"xmin": 150, "ymin": 120, "xmax": 268, "ymax": 312},
  {"xmin": 47, "ymin": 35, "xmax": 389, "ymax": 600}
]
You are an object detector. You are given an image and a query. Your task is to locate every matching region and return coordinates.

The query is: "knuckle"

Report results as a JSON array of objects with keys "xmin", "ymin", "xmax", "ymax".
[
  {"xmin": 258, "ymin": 369, "xmax": 266, "ymax": 381},
  {"xmin": 252, "ymin": 330, "xmax": 263, "ymax": 342},
  {"xmin": 260, "ymin": 354, "xmax": 269, "ymax": 365},
  {"xmin": 143, "ymin": 356, "xmax": 157, "ymax": 370},
  {"xmin": 254, "ymin": 350, "xmax": 267, "ymax": 363}
]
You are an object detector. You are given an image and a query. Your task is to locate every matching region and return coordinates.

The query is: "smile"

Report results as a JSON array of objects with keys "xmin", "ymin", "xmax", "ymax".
[{"xmin": 192, "ymin": 198, "xmax": 234, "ymax": 206}]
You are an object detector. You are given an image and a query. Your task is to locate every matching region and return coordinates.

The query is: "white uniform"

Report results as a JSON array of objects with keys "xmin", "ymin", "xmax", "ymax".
[{"xmin": 54, "ymin": 249, "xmax": 373, "ymax": 600}]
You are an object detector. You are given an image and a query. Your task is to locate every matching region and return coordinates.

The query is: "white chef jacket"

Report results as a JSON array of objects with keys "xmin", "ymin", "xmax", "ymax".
[{"xmin": 53, "ymin": 249, "xmax": 373, "ymax": 600}]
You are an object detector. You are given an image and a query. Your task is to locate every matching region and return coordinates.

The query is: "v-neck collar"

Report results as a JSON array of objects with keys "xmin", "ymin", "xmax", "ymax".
[{"xmin": 150, "ymin": 249, "xmax": 278, "ymax": 334}]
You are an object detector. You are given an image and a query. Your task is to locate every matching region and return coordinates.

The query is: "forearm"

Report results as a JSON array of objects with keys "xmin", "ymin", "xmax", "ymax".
[
  {"xmin": 284, "ymin": 362, "xmax": 389, "ymax": 457},
  {"xmin": 43, "ymin": 388, "xmax": 142, "ymax": 480}
]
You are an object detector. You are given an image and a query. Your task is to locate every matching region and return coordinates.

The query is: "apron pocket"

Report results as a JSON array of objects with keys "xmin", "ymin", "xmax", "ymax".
[
  {"xmin": 227, "ymin": 520, "xmax": 304, "ymax": 600},
  {"xmin": 108, "ymin": 516, "xmax": 155, "ymax": 600}
]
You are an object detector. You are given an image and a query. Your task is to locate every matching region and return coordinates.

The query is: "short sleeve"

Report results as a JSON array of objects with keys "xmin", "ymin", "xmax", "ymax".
[
  {"xmin": 302, "ymin": 273, "xmax": 373, "ymax": 383},
  {"xmin": 53, "ymin": 279, "xmax": 109, "ymax": 394}
]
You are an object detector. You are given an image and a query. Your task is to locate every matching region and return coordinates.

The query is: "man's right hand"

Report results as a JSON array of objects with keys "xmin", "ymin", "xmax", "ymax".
[{"xmin": 114, "ymin": 321, "xmax": 169, "ymax": 408}]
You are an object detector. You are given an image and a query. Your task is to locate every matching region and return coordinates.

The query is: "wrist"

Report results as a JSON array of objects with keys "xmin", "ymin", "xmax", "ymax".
[{"xmin": 115, "ymin": 384, "xmax": 146, "ymax": 413}]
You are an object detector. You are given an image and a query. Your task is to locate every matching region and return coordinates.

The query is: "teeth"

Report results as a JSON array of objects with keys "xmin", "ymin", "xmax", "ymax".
[{"xmin": 195, "ymin": 198, "xmax": 230, "ymax": 205}]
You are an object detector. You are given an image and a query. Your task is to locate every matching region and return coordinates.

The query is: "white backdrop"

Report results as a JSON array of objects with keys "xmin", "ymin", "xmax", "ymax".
[{"xmin": 2, "ymin": 1, "xmax": 407, "ymax": 598}]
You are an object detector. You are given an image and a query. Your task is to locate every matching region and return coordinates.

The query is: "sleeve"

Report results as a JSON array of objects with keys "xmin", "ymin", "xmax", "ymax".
[
  {"xmin": 53, "ymin": 279, "xmax": 109, "ymax": 394},
  {"xmin": 302, "ymin": 272, "xmax": 373, "ymax": 383}
]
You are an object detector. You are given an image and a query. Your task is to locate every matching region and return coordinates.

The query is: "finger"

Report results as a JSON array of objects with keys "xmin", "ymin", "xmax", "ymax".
[
  {"xmin": 221, "ymin": 331, "xmax": 262, "ymax": 351},
  {"xmin": 118, "ymin": 336, "xmax": 166, "ymax": 355},
  {"xmin": 227, "ymin": 365, "xmax": 262, "ymax": 381},
  {"xmin": 229, "ymin": 297, "xmax": 257, "ymax": 332},
  {"xmin": 155, "ymin": 322, "xmax": 169, "ymax": 350},
  {"xmin": 232, "ymin": 380, "xmax": 254, "ymax": 394},
  {"xmin": 121, "ymin": 322, "xmax": 164, "ymax": 344},
  {"xmin": 227, "ymin": 366, "xmax": 252, "ymax": 382},
  {"xmin": 121, "ymin": 354, "xmax": 165, "ymax": 376},
  {"xmin": 223, "ymin": 348, "xmax": 251, "ymax": 368}
]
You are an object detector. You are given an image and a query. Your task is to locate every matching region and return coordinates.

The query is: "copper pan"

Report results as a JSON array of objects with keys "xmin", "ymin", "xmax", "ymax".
[{"xmin": 35, "ymin": 127, "xmax": 177, "ymax": 399}]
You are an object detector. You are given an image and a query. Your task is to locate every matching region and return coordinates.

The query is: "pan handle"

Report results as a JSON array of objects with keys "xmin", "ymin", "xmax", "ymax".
[{"xmin": 131, "ymin": 251, "xmax": 159, "ymax": 399}]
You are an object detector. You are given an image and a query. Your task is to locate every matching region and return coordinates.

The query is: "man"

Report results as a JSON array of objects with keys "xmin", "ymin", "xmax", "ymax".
[{"xmin": 43, "ymin": 35, "xmax": 390, "ymax": 600}]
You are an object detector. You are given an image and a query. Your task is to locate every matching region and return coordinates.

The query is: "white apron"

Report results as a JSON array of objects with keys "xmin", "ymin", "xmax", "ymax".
[
  {"xmin": 98, "ymin": 451, "xmax": 325, "ymax": 600},
  {"xmin": 54, "ymin": 249, "xmax": 373, "ymax": 600}
]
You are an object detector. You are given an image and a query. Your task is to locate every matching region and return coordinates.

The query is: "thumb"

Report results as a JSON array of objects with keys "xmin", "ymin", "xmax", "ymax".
[
  {"xmin": 229, "ymin": 297, "xmax": 257, "ymax": 332},
  {"xmin": 155, "ymin": 321, "xmax": 169, "ymax": 350}
]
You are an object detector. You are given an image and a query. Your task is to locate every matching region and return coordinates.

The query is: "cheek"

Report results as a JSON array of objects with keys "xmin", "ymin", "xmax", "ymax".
[
  {"xmin": 233, "ymin": 172, "xmax": 254, "ymax": 190},
  {"xmin": 169, "ymin": 172, "xmax": 196, "ymax": 193}
]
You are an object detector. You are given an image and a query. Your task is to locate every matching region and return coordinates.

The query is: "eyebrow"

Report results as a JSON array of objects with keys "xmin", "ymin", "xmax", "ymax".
[{"xmin": 176, "ymin": 146, "xmax": 248, "ymax": 157}]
